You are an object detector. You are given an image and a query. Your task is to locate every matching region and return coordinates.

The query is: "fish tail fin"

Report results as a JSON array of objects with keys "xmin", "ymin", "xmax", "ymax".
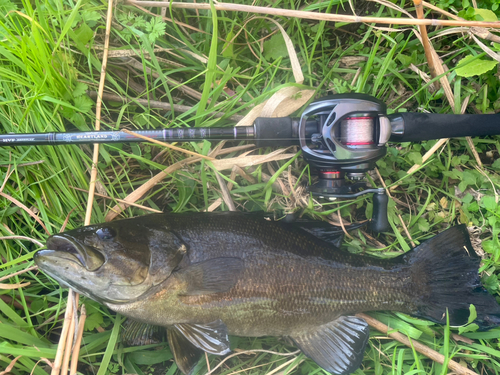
[{"xmin": 405, "ymin": 225, "xmax": 500, "ymax": 330}]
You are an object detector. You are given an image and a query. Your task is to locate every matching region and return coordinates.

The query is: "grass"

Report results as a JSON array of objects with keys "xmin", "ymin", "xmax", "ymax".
[{"xmin": 1, "ymin": 0, "xmax": 500, "ymax": 374}]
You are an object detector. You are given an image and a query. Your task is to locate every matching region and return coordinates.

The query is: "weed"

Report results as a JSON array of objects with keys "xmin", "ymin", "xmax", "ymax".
[{"xmin": 1, "ymin": 0, "xmax": 500, "ymax": 374}]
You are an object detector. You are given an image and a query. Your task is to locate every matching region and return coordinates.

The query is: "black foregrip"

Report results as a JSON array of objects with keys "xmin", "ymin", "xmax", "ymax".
[
  {"xmin": 370, "ymin": 192, "xmax": 390, "ymax": 233},
  {"xmin": 254, "ymin": 117, "xmax": 296, "ymax": 147},
  {"xmin": 389, "ymin": 113, "xmax": 500, "ymax": 142}
]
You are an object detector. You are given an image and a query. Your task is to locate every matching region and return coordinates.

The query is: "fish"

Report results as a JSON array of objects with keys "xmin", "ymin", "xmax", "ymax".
[{"xmin": 34, "ymin": 212, "xmax": 500, "ymax": 375}]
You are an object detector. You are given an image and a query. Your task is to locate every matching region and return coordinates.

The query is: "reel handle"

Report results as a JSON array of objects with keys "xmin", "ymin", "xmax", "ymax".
[
  {"xmin": 389, "ymin": 113, "xmax": 500, "ymax": 142},
  {"xmin": 371, "ymin": 191, "xmax": 390, "ymax": 233}
]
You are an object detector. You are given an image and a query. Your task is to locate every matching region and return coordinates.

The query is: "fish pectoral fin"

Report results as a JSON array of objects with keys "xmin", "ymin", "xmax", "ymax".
[
  {"xmin": 290, "ymin": 315, "xmax": 369, "ymax": 375},
  {"xmin": 178, "ymin": 257, "xmax": 243, "ymax": 295},
  {"xmin": 121, "ymin": 319, "xmax": 165, "ymax": 346},
  {"xmin": 148, "ymin": 229, "xmax": 188, "ymax": 282},
  {"xmin": 167, "ymin": 327, "xmax": 204, "ymax": 375},
  {"xmin": 174, "ymin": 319, "xmax": 231, "ymax": 355}
]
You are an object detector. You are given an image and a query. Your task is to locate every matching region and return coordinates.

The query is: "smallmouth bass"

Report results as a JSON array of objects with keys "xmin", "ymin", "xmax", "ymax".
[{"xmin": 34, "ymin": 212, "xmax": 500, "ymax": 374}]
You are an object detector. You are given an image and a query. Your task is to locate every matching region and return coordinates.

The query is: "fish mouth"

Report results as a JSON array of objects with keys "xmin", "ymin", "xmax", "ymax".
[{"xmin": 36, "ymin": 235, "xmax": 105, "ymax": 272}]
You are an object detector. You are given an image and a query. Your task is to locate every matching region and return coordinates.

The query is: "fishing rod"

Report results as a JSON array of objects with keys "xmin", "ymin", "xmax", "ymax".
[{"xmin": 2, "ymin": 93, "xmax": 500, "ymax": 232}]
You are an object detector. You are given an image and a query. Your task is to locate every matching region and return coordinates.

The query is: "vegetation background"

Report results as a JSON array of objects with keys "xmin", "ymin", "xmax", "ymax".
[{"xmin": 1, "ymin": 0, "xmax": 500, "ymax": 374}]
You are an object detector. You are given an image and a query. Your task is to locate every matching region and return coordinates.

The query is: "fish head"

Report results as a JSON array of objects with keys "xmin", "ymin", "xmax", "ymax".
[{"xmin": 34, "ymin": 217, "xmax": 187, "ymax": 304}]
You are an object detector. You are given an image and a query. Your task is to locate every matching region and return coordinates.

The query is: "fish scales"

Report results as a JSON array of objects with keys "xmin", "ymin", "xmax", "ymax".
[
  {"xmin": 35, "ymin": 212, "xmax": 500, "ymax": 375},
  {"xmin": 112, "ymin": 253, "xmax": 412, "ymax": 337},
  {"xmin": 108, "ymin": 213, "xmax": 414, "ymax": 336}
]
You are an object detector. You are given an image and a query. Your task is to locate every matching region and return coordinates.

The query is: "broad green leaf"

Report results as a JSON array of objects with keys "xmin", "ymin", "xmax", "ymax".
[
  {"xmin": 463, "ymin": 170, "xmax": 477, "ymax": 184},
  {"xmin": 74, "ymin": 95, "xmax": 94, "ymax": 112},
  {"xmin": 408, "ymin": 152, "xmax": 423, "ymax": 165},
  {"xmin": 482, "ymin": 273, "xmax": 499, "ymax": 293},
  {"xmin": 75, "ymin": 22, "xmax": 93, "ymax": 46},
  {"xmin": 474, "ymin": 9, "xmax": 498, "ymax": 21},
  {"xmin": 85, "ymin": 311, "xmax": 104, "ymax": 331},
  {"xmin": 443, "ymin": 169, "xmax": 461, "ymax": 179},
  {"xmin": 462, "ymin": 193, "xmax": 473, "ymax": 204},
  {"xmin": 468, "ymin": 201, "xmax": 479, "ymax": 212},
  {"xmin": 417, "ymin": 217, "xmax": 430, "ymax": 232},
  {"xmin": 468, "ymin": 304, "xmax": 477, "ymax": 324},
  {"xmin": 73, "ymin": 82, "xmax": 88, "ymax": 97},
  {"xmin": 456, "ymin": 55, "xmax": 497, "ymax": 77},
  {"xmin": 397, "ymin": 54, "xmax": 413, "ymax": 67},
  {"xmin": 482, "ymin": 240, "xmax": 497, "ymax": 254},
  {"xmin": 458, "ymin": 323, "xmax": 479, "ymax": 334},
  {"xmin": 263, "ymin": 33, "xmax": 288, "ymax": 61},
  {"xmin": 458, "ymin": 181, "xmax": 468, "ymax": 193},
  {"xmin": 82, "ymin": 9, "xmax": 101, "ymax": 26},
  {"xmin": 481, "ymin": 196, "xmax": 497, "ymax": 211}
]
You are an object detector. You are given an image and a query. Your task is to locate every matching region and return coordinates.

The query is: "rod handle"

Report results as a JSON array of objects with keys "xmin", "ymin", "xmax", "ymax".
[
  {"xmin": 253, "ymin": 117, "xmax": 297, "ymax": 147},
  {"xmin": 389, "ymin": 113, "xmax": 500, "ymax": 142}
]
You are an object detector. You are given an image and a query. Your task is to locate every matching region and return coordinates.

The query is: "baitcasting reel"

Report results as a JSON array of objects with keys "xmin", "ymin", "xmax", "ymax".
[
  {"xmin": 2, "ymin": 93, "xmax": 500, "ymax": 232},
  {"xmin": 251, "ymin": 94, "xmax": 393, "ymax": 232},
  {"xmin": 299, "ymin": 94, "xmax": 391, "ymax": 233},
  {"xmin": 252, "ymin": 93, "xmax": 500, "ymax": 232}
]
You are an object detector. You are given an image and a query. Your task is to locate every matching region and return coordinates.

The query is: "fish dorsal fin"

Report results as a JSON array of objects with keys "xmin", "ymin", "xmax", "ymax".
[
  {"xmin": 263, "ymin": 212, "xmax": 346, "ymax": 248},
  {"xmin": 290, "ymin": 316, "xmax": 369, "ymax": 375},
  {"xmin": 121, "ymin": 319, "xmax": 165, "ymax": 346},
  {"xmin": 289, "ymin": 219, "xmax": 346, "ymax": 248},
  {"xmin": 177, "ymin": 257, "xmax": 243, "ymax": 296},
  {"xmin": 174, "ymin": 319, "xmax": 231, "ymax": 355},
  {"xmin": 167, "ymin": 327, "xmax": 204, "ymax": 375},
  {"xmin": 208, "ymin": 211, "xmax": 350, "ymax": 248}
]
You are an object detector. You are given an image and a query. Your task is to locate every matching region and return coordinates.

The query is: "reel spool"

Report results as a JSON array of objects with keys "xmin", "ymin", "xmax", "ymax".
[
  {"xmin": 298, "ymin": 94, "xmax": 391, "ymax": 232},
  {"xmin": 339, "ymin": 116, "xmax": 375, "ymax": 147}
]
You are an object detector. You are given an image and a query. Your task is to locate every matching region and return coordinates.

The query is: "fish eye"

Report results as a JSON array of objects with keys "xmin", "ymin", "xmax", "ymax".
[{"xmin": 96, "ymin": 227, "xmax": 116, "ymax": 240}]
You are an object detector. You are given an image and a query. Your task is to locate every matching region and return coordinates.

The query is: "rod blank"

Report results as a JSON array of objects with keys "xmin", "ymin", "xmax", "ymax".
[{"xmin": 0, "ymin": 127, "xmax": 255, "ymax": 146}]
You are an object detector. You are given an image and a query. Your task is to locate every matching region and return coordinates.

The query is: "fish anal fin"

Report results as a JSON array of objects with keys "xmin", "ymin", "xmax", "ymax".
[
  {"xmin": 121, "ymin": 319, "xmax": 165, "ymax": 346},
  {"xmin": 167, "ymin": 327, "xmax": 204, "ymax": 375},
  {"xmin": 178, "ymin": 257, "xmax": 243, "ymax": 295},
  {"xmin": 290, "ymin": 316, "xmax": 369, "ymax": 375},
  {"xmin": 174, "ymin": 319, "xmax": 231, "ymax": 355}
]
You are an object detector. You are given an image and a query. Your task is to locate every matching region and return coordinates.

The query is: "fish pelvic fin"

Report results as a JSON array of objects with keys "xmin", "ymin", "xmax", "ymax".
[
  {"xmin": 167, "ymin": 326, "xmax": 204, "ymax": 375},
  {"xmin": 290, "ymin": 315, "xmax": 369, "ymax": 375},
  {"xmin": 406, "ymin": 225, "xmax": 500, "ymax": 330},
  {"xmin": 174, "ymin": 319, "xmax": 231, "ymax": 355},
  {"xmin": 168, "ymin": 320, "xmax": 231, "ymax": 375}
]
